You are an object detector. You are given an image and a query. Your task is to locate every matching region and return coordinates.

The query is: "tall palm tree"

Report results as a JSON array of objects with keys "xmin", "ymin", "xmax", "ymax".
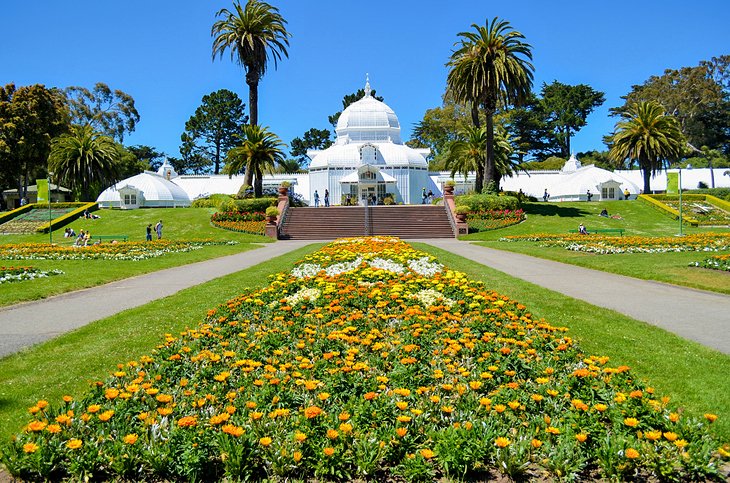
[
  {"xmin": 447, "ymin": 17, "xmax": 533, "ymax": 192},
  {"xmin": 48, "ymin": 124, "xmax": 120, "ymax": 201},
  {"xmin": 224, "ymin": 124, "xmax": 286, "ymax": 197},
  {"xmin": 212, "ymin": 0, "xmax": 290, "ymax": 126},
  {"xmin": 609, "ymin": 101, "xmax": 685, "ymax": 194}
]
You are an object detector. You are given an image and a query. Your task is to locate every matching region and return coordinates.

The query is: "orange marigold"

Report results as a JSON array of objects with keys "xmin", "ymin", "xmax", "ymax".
[
  {"xmin": 259, "ymin": 437, "xmax": 272, "ymax": 447},
  {"xmin": 222, "ymin": 424, "xmax": 245, "ymax": 437},
  {"xmin": 323, "ymin": 447, "xmax": 335, "ymax": 457},
  {"xmin": 420, "ymin": 448, "xmax": 435, "ymax": 459},
  {"xmin": 23, "ymin": 443, "xmax": 38, "ymax": 453},
  {"xmin": 495, "ymin": 437, "xmax": 511, "ymax": 448},
  {"xmin": 624, "ymin": 417, "xmax": 639, "ymax": 428},
  {"xmin": 304, "ymin": 406, "xmax": 323, "ymax": 419},
  {"xmin": 66, "ymin": 439, "xmax": 83, "ymax": 450},
  {"xmin": 177, "ymin": 416, "xmax": 197, "ymax": 428},
  {"xmin": 123, "ymin": 434, "xmax": 138, "ymax": 445},
  {"xmin": 625, "ymin": 448, "xmax": 640, "ymax": 459}
]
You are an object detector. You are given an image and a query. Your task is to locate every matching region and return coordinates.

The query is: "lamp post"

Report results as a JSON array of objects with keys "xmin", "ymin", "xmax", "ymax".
[
  {"xmin": 677, "ymin": 166, "xmax": 683, "ymax": 237},
  {"xmin": 48, "ymin": 171, "xmax": 53, "ymax": 245}
]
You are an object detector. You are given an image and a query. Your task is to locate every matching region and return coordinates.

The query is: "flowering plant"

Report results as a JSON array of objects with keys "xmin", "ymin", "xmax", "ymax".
[
  {"xmin": 0, "ymin": 266, "xmax": 63, "ymax": 284},
  {"xmin": 2, "ymin": 237, "xmax": 726, "ymax": 481},
  {"xmin": 501, "ymin": 233, "xmax": 730, "ymax": 254}
]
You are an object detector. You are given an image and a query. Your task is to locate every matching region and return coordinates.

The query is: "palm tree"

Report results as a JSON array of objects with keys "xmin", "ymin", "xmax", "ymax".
[
  {"xmin": 48, "ymin": 125, "xmax": 120, "ymax": 201},
  {"xmin": 447, "ymin": 17, "xmax": 533, "ymax": 192},
  {"xmin": 212, "ymin": 0, "xmax": 290, "ymax": 127},
  {"xmin": 224, "ymin": 124, "xmax": 286, "ymax": 197},
  {"xmin": 609, "ymin": 101, "xmax": 685, "ymax": 194},
  {"xmin": 444, "ymin": 125, "xmax": 486, "ymax": 190}
]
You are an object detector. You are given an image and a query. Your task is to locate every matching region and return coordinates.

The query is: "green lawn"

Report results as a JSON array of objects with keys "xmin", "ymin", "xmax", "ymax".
[
  {"xmin": 462, "ymin": 200, "xmax": 730, "ymax": 294},
  {"xmin": 0, "ymin": 207, "xmax": 272, "ymax": 307}
]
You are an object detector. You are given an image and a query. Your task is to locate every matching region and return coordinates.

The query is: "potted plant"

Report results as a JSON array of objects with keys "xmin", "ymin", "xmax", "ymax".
[
  {"xmin": 443, "ymin": 180, "xmax": 455, "ymax": 195},
  {"xmin": 265, "ymin": 206, "xmax": 279, "ymax": 223},
  {"xmin": 278, "ymin": 181, "xmax": 291, "ymax": 196},
  {"xmin": 454, "ymin": 205, "xmax": 469, "ymax": 222}
]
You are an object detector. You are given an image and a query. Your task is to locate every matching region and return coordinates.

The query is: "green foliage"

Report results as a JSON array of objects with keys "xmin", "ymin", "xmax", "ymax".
[
  {"xmin": 615, "ymin": 55, "xmax": 730, "ymax": 153},
  {"xmin": 219, "ymin": 197, "xmax": 276, "ymax": 213},
  {"xmin": 689, "ymin": 187, "xmax": 730, "ymax": 199},
  {"xmin": 48, "ymin": 124, "xmax": 121, "ymax": 201},
  {"xmin": 540, "ymin": 81, "xmax": 605, "ymax": 157},
  {"xmin": 64, "ymin": 82, "xmax": 139, "ymax": 143},
  {"xmin": 190, "ymin": 194, "xmax": 233, "ymax": 208},
  {"xmin": 0, "ymin": 83, "xmax": 69, "ymax": 199},
  {"xmin": 181, "ymin": 89, "xmax": 247, "ymax": 175},
  {"xmin": 125, "ymin": 145, "xmax": 165, "ymax": 171},
  {"xmin": 455, "ymin": 193, "xmax": 520, "ymax": 211},
  {"xmin": 224, "ymin": 125, "xmax": 287, "ymax": 197},
  {"xmin": 289, "ymin": 127, "xmax": 332, "ymax": 164},
  {"xmin": 264, "ymin": 206, "xmax": 279, "ymax": 217},
  {"xmin": 35, "ymin": 202, "xmax": 97, "ymax": 233}
]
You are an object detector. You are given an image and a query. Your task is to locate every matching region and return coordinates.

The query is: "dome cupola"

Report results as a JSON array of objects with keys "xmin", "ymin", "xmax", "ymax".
[{"xmin": 334, "ymin": 76, "xmax": 402, "ymax": 144}]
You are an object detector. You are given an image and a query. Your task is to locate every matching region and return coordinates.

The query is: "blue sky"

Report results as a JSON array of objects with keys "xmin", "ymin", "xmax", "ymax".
[{"xmin": 2, "ymin": 0, "xmax": 728, "ymax": 161}]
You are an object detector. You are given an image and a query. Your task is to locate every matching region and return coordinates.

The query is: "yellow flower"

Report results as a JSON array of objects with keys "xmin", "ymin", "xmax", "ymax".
[
  {"xmin": 593, "ymin": 403, "xmax": 607, "ymax": 412},
  {"xmin": 396, "ymin": 415, "xmax": 412, "ymax": 423},
  {"xmin": 259, "ymin": 437, "xmax": 272, "ymax": 447},
  {"xmin": 304, "ymin": 406, "xmax": 323, "ymax": 419},
  {"xmin": 420, "ymin": 448, "xmax": 435, "ymax": 459},
  {"xmin": 624, "ymin": 417, "xmax": 639, "ymax": 428},
  {"xmin": 645, "ymin": 430, "xmax": 662, "ymax": 441},
  {"xmin": 674, "ymin": 439, "xmax": 688, "ymax": 449},
  {"xmin": 293, "ymin": 451, "xmax": 303, "ymax": 462},
  {"xmin": 669, "ymin": 412, "xmax": 680, "ymax": 423},
  {"xmin": 494, "ymin": 404, "xmax": 506, "ymax": 413},
  {"xmin": 156, "ymin": 394, "xmax": 173, "ymax": 404},
  {"xmin": 318, "ymin": 392, "xmax": 330, "ymax": 401},
  {"xmin": 531, "ymin": 394, "xmax": 544, "ymax": 402},
  {"xmin": 323, "ymin": 447, "xmax": 335, "ymax": 457},
  {"xmin": 625, "ymin": 448, "xmax": 640, "ymax": 459},
  {"xmin": 326, "ymin": 429, "xmax": 339, "ymax": 440},
  {"xmin": 494, "ymin": 437, "xmax": 511, "ymax": 448},
  {"xmin": 575, "ymin": 433, "xmax": 588, "ymax": 443},
  {"xmin": 177, "ymin": 416, "xmax": 197, "ymax": 428},
  {"xmin": 26, "ymin": 421, "xmax": 47, "ymax": 432},
  {"xmin": 66, "ymin": 439, "xmax": 83, "ymax": 450},
  {"xmin": 294, "ymin": 432, "xmax": 307, "ymax": 442},
  {"xmin": 222, "ymin": 424, "xmax": 245, "ymax": 437},
  {"xmin": 396, "ymin": 427, "xmax": 408, "ymax": 438},
  {"xmin": 23, "ymin": 443, "xmax": 39, "ymax": 453},
  {"xmin": 531, "ymin": 439, "xmax": 543, "ymax": 448},
  {"xmin": 546, "ymin": 426, "xmax": 561, "ymax": 435},
  {"xmin": 46, "ymin": 424, "xmax": 62, "ymax": 434},
  {"xmin": 507, "ymin": 401, "xmax": 520, "ymax": 410},
  {"xmin": 157, "ymin": 407, "xmax": 173, "ymax": 416},
  {"xmin": 663, "ymin": 432, "xmax": 678, "ymax": 442},
  {"xmin": 105, "ymin": 388, "xmax": 119, "ymax": 400},
  {"xmin": 339, "ymin": 423, "xmax": 353, "ymax": 434},
  {"xmin": 338, "ymin": 412, "xmax": 350, "ymax": 421},
  {"xmin": 704, "ymin": 413, "xmax": 718, "ymax": 423},
  {"xmin": 62, "ymin": 395, "xmax": 73, "ymax": 403},
  {"xmin": 98, "ymin": 410, "xmax": 114, "ymax": 422},
  {"xmin": 87, "ymin": 404, "xmax": 101, "ymax": 413},
  {"xmin": 123, "ymin": 434, "xmax": 138, "ymax": 445},
  {"xmin": 36, "ymin": 400, "xmax": 49, "ymax": 409},
  {"xmin": 396, "ymin": 401, "xmax": 408, "ymax": 410}
]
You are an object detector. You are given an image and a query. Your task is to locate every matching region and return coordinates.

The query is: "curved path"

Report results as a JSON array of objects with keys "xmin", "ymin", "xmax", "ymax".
[
  {"xmin": 422, "ymin": 239, "xmax": 730, "ymax": 355},
  {"xmin": 0, "ymin": 241, "xmax": 314, "ymax": 358}
]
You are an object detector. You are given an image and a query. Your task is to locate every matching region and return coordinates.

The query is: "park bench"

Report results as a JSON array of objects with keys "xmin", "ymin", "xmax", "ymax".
[
  {"xmin": 568, "ymin": 228, "xmax": 625, "ymax": 236},
  {"xmin": 91, "ymin": 235, "xmax": 129, "ymax": 242}
]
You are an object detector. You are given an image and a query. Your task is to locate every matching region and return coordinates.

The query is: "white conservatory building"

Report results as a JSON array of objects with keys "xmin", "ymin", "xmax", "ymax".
[{"xmin": 307, "ymin": 80, "xmax": 433, "ymax": 205}]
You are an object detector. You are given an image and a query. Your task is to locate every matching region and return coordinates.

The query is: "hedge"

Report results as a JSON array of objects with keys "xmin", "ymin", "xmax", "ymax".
[
  {"xmin": 454, "ymin": 193, "xmax": 521, "ymax": 212},
  {"xmin": 36, "ymin": 202, "xmax": 98, "ymax": 233}
]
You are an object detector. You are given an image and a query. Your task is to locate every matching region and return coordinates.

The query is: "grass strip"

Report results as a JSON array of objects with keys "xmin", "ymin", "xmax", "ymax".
[
  {"xmin": 0, "ymin": 243, "xmax": 323, "ymax": 444},
  {"xmin": 415, "ymin": 243, "xmax": 730, "ymax": 442}
]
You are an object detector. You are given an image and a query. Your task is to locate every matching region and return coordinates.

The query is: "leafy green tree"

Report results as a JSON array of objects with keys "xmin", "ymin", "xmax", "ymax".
[
  {"xmin": 290, "ymin": 127, "xmax": 332, "ymax": 165},
  {"xmin": 502, "ymin": 92, "xmax": 555, "ymax": 162},
  {"xmin": 328, "ymin": 88, "xmax": 384, "ymax": 128},
  {"xmin": 276, "ymin": 158, "xmax": 305, "ymax": 173},
  {"xmin": 223, "ymin": 124, "xmax": 286, "ymax": 197},
  {"xmin": 614, "ymin": 56, "xmax": 729, "ymax": 154},
  {"xmin": 48, "ymin": 125, "xmax": 121, "ymax": 201},
  {"xmin": 520, "ymin": 156, "xmax": 566, "ymax": 171},
  {"xmin": 212, "ymin": 0, "xmax": 290, "ymax": 126},
  {"xmin": 182, "ymin": 89, "xmax": 248, "ymax": 174},
  {"xmin": 177, "ymin": 133, "xmax": 213, "ymax": 175},
  {"xmin": 576, "ymin": 150, "xmax": 622, "ymax": 171},
  {"xmin": 64, "ymin": 82, "xmax": 139, "ymax": 142},
  {"xmin": 126, "ymin": 145, "xmax": 166, "ymax": 171},
  {"xmin": 609, "ymin": 101, "xmax": 685, "ymax": 194},
  {"xmin": 0, "ymin": 83, "xmax": 69, "ymax": 201},
  {"xmin": 447, "ymin": 17, "xmax": 534, "ymax": 191},
  {"xmin": 540, "ymin": 81, "xmax": 605, "ymax": 157},
  {"xmin": 116, "ymin": 146, "xmax": 149, "ymax": 179}
]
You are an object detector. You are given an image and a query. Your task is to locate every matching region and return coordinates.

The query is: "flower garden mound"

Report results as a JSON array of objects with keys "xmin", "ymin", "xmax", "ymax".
[
  {"xmin": 2, "ymin": 237, "xmax": 727, "ymax": 481},
  {"xmin": 502, "ymin": 233, "xmax": 730, "ymax": 255},
  {"xmin": 0, "ymin": 240, "xmax": 237, "ymax": 261},
  {"xmin": 0, "ymin": 266, "xmax": 63, "ymax": 284}
]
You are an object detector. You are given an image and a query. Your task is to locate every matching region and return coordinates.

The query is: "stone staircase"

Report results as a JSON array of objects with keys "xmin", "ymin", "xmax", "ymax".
[{"xmin": 279, "ymin": 205, "xmax": 454, "ymax": 240}]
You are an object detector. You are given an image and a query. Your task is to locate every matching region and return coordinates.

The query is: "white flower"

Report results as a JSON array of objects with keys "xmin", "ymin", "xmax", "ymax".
[
  {"xmin": 284, "ymin": 288, "xmax": 321, "ymax": 306},
  {"xmin": 408, "ymin": 257, "xmax": 443, "ymax": 277}
]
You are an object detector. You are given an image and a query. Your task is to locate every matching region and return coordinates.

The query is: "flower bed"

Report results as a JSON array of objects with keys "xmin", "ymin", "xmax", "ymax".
[
  {"xmin": 0, "ymin": 266, "xmax": 63, "ymax": 284},
  {"xmin": 467, "ymin": 209, "xmax": 525, "ymax": 232},
  {"xmin": 690, "ymin": 254, "xmax": 730, "ymax": 272},
  {"xmin": 211, "ymin": 211, "xmax": 267, "ymax": 235},
  {"xmin": 661, "ymin": 200, "xmax": 730, "ymax": 226},
  {"xmin": 3, "ymin": 237, "xmax": 726, "ymax": 481},
  {"xmin": 0, "ymin": 240, "xmax": 237, "ymax": 261},
  {"xmin": 501, "ymin": 233, "xmax": 730, "ymax": 254}
]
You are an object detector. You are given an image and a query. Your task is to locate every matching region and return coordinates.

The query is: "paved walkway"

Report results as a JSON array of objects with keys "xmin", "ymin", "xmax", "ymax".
[
  {"xmin": 422, "ymin": 239, "xmax": 730, "ymax": 355},
  {"xmin": 0, "ymin": 241, "xmax": 314, "ymax": 358}
]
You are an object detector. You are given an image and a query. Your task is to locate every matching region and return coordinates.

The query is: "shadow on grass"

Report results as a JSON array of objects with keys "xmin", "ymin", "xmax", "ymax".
[{"xmin": 525, "ymin": 202, "xmax": 589, "ymax": 218}]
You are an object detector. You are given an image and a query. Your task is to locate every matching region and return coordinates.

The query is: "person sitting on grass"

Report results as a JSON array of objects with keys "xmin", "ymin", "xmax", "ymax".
[
  {"xmin": 600, "ymin": 208, "xmax": 609, "ymax": 217},
  {"xmin": 578, "ymin": 223, "xmax": 588, "ymax": 235}
]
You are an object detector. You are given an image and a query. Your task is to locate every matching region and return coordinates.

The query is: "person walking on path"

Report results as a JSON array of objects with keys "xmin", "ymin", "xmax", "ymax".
[
  {"xmin": 586, "ymin": 190, "xmax": 593, "ymax": 202},
  {"xmin": 155, "ymin": 220, "xmax": 163, "ymax": 239},
  {"xmin": 324, "ymin": 189, "xmax": 330, "ymax": 207},
  {"xmin": 624, "ymin": 188, "xmax": 630, "ymax": 200},
  {"xmin": 314, "ymin": 190, "xmax": 320, "ymax": 207},
  {"xmin": 146, "ymin": 224, "xmax": 153, "ymax": 241},
  {"xmin": 543, "ymin": 189, "xmax": 549, "ymax": 202}
]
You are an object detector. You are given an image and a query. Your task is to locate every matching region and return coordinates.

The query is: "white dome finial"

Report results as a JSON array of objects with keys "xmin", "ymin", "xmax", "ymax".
[{"xmin": 364, "ymin": 73, "xmax": 371, "ymax": 97}]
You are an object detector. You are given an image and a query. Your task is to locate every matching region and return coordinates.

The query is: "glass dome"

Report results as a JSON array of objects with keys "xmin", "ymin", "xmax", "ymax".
[{"xmin": 335, "ymin": 81, "xmax": 402, "ymax": 144}]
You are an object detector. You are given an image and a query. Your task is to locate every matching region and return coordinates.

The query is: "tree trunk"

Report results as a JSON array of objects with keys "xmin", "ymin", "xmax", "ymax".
[
  {"xmin": 254, "ymin": 166, "xmax": 263, "ymax": 197},
  {"xmin": 246, "ymin": 71, "xmax": 259, "ymax": 127},
  {"xmin": 470, "ymin": 103, "xmax": 481, "ymax": 129},
  {"xmin": 214, "ymin": 141, "xmax": 221, "ymax": 175},
  {"xmin": 642, "ymin": 165, "xmax": 652, "ymax": 195},
  {"xmin": 470, "ymin": 103, "xmax": 483, "ymax": 193},
  {"xmin": 243, "ymin": 161, "xmax": 253, "ymax": 191},
  {"xmin": 565, "ymin": 127, "xmax": 571, "ymax": 157},
  {"xmin": 484, "ymin": 111, "xmax": 496, "ymax": 193}
]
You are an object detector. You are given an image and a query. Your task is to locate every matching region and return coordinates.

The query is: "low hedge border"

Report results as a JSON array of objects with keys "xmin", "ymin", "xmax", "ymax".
[
  {"xmin": 0, "ymin": 204, "xmax": 34, "ymax": 225},
  {"xmin": 638, "ymin": 195, "xmax": 700, "ymax": 226},
  {"xmin": 35, "ymin": 202, "xmax": 98, "ymax": 233}
]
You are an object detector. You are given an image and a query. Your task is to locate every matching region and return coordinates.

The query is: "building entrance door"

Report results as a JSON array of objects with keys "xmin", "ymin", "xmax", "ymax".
[{"xmin": 359, "ymin": 185, "xmax": 376, "ymax": 205}]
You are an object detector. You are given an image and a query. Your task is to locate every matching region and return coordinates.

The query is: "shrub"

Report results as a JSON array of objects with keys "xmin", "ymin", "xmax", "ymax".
[
  {"xmin": 265, "ymin": 206, "xmax": 279, "ymax": 217},
  {"xmin": 192, "ymin": 194, "xmax": 234, "ymax": 209},
  {"xmin": 455, "ymin": 193, "xmax": 520, "ymax": 212},
  {"xmin": 234, "ymin": 198, "xmax": 277, "ymax": 212}
]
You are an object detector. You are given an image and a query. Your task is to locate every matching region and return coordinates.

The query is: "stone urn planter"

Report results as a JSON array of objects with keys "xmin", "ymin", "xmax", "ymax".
[
  {"xmin": 455, "ymin": 213, "xmax": 467, "ymax": 222},
  {"xmin": 277, "ymin": 186, "xmax": 289, "ymax": 196},
  {"xmin": 265, "ymin": 206, "xmax": 279, "ymax": 224},
  {"xmin": 443, "ymin": 184, "xmax": 455, "ymax": 195}
]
